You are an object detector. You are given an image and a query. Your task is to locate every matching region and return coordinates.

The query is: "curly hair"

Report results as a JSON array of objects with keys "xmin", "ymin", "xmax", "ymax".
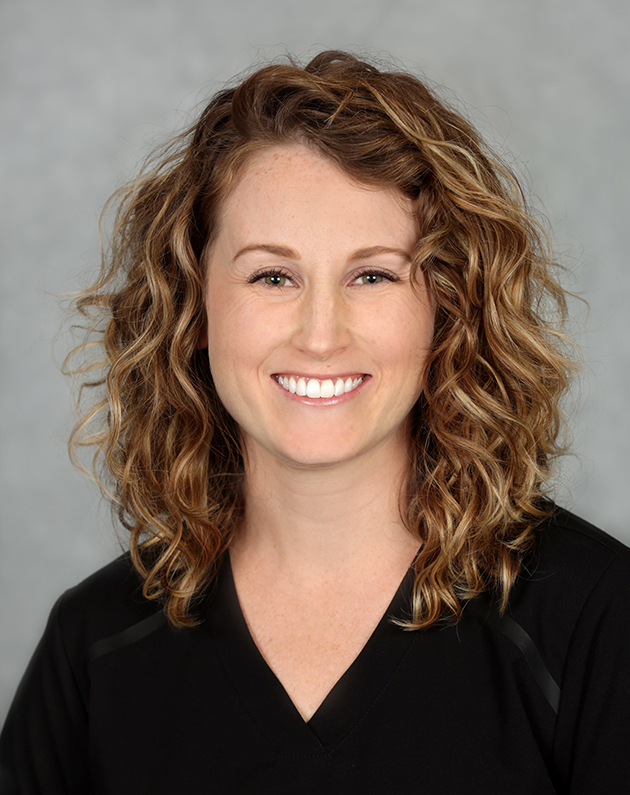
[{"xmin": 66, "ymin": 50, "xmax": 576, "ymax": 628}]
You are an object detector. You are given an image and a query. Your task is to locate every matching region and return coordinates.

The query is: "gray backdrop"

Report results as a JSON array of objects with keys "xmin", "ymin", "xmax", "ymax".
[{"xmin": 1, "ymin": 0, "xmax": 629, "ymax": 721}]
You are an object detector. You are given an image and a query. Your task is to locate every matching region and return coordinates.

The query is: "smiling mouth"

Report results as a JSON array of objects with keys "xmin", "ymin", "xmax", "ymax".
[{"xmin": 274, "ymin": 374, "xmax": 365, "ymax": 399}]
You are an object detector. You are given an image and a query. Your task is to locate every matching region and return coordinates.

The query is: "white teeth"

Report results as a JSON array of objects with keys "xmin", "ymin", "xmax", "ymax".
[
  {"xmin": 277, "ymin": 375, "xmax": 364, "ymax": 398},
  {"xmin": 320, "ymin": 379, "xmax": 335, "ymax": 398}
]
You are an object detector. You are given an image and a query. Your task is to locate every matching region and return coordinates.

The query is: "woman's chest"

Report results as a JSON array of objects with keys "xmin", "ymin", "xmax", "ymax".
[
  {"xmin": 235, "ymin": 589, "xmax": 397, "ymax": 721},
  {"xmin": 87, "ymin": 613, "xmax": 560, "ymax": 794}
]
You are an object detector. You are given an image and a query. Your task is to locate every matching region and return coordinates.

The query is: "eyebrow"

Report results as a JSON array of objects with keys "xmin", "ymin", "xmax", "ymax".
[
  {"xmin": 231, "ymin": 244, "xmax": 412, "ymax": 264},
  {"xmin": 348, "ymin": 246, "xmax": 412, "ymax": 263},
  {"xmin": 231, "ymin": 244, "xmax": 298, "ymax": 263}
]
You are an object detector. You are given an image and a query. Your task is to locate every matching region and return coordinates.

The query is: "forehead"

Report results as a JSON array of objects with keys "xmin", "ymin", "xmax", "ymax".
[
  {"xmin": 227, "ymin": 143, "xmax": 404, "ymax": 200},
  {"xmin": 217, "ymin": 144, "xmax": 417, "ymax": 244}
]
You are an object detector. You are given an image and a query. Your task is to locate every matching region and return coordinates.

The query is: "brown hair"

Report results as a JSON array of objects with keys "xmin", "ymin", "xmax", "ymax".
[{"xmin": 66, "ymin": 51, "xmax": 576, "ymax": 628}]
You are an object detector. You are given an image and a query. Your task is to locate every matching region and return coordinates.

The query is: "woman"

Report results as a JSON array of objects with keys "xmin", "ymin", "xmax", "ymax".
[{"xmin": 1, "ymin": 50, "xmax": 629, "ymax": 794}]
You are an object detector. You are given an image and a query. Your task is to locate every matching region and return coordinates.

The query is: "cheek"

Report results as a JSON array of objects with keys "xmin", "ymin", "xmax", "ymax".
[
  {"xmin": 375, "ymin": 297, "xmax": 434, "ymax": 373},
  {"xmin": 204, "ymin": 283, "xmax": 244, "ymax": 384},
  {"xmin": 406, "ymin": 286, "xmax": 435, "ymax": 360},
  {"xmin": 204, "ymin": 290, "xmax": 282, "ymax": 385}
]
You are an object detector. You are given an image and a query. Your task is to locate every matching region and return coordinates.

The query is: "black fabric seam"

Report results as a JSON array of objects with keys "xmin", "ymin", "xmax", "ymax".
[
  {"xmin": 87, "ymin": 610, "xmax": 167, "ymax": 663},
  {"xmin": 468, "ymin": 594, "xmax": 561, "ymax": 714}
]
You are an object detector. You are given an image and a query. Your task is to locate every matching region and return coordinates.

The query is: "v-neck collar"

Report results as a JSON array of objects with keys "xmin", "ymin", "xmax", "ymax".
[{"xmin": 206, "ymin": 554, "xmax": 418, "ymax": 754}]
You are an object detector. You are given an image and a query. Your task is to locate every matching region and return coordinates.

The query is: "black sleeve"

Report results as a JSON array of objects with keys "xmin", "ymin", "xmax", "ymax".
[
  {"xmin": 0, "ymin": 597, "xmax": 91, "ymax": 795},
  {"xmin": 554, "ymin": 555, "xmax": 630, "ymax": 794}
]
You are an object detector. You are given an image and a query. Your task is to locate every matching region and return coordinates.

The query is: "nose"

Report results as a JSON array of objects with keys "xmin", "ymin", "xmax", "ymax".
[{"xmin": 292, "ymin": 282, "xmax": 351, "ymax": 360}]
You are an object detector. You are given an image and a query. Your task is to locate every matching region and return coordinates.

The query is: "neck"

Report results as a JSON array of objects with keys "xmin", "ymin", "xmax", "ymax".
[{"xmin": 231, "ymin": 434, "xmax": 419, "ymax": 581}]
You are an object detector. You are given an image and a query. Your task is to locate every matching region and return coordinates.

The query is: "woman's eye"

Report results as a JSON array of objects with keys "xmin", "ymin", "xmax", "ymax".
[
  {"xmin": 249, "ymin": 271, "xmax": 294, "ymax": 287},
  {"xmin": 264, "ymin": 274, "xmax": 288, "ymax": 286},
  {"xmin": 354, "ymin": 271, "xmax": 395, "ymax": 285}
]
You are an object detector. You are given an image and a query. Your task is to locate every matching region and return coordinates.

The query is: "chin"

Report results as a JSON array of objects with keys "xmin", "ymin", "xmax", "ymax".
[
  {"xmin": 274, "ymin": 446, "xmax": 355, "ymax": 470},
  {"xmin": 269, "ymin": 434, "xmax": 378, "ymax": 471},
  {"xmin": 247, "ymin": 427, "xmax": 350, "ymax": 467}
]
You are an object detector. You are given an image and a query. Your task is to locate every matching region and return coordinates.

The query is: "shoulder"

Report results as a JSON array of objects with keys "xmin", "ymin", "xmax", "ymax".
[
  {"xmin": 525, "ymin": 505, "xmax": 630, "ymax": 600},
  {"xmin": 523, "ymin": 509, "xmax": 630, "ymax": 790},
  {"xmin": 504, "ymin": 506, "xmax": 630, "ymax": 686},
  {"xmin": 538, "ymin": 503, "xmax": 629, "ymax": 558},
  {"xmin": 53, "ymin": 552, "xmax": 164, "ymax": 660}
]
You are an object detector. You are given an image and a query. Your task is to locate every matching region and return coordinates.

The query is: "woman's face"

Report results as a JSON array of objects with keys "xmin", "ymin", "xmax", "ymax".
[{"xmin": 202, "ymin": 145, "xmax": 434, "ymax": 470}]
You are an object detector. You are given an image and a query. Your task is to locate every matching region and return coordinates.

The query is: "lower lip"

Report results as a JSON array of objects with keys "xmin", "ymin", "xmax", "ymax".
[{"xmin": 272, "ymin": 375, "xmax": 371, "ymax": 406}]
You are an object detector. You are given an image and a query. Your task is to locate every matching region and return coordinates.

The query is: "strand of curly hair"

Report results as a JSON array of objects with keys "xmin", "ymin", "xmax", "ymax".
[{"xmin": 64, "ymin": 51, "xmax": 577, "ymax": 628}]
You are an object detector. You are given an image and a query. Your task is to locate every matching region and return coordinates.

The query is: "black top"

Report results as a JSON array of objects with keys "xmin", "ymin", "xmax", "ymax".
[{"xmin": 2, "ymin": 507, "xmax": 630, "ymax": 794}]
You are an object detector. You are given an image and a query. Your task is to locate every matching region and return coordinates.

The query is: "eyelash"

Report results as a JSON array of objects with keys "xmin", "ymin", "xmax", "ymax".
[
  {"xmin": 247, "ymin": 268, "xmax": 293, "ymax": 287},
  {"xmin": 354, "ymin": 269, "xmax": 400, "ymax": 285},
  {"xmin": 247, "ymin": 268, "xmax": 400, "ymax": 287}
]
